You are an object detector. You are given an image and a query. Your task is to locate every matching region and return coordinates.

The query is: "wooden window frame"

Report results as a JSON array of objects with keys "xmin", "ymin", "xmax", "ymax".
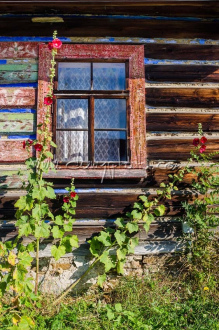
[{"xmin": 38, "ymin": 44, "xmax": 146, "ymax": 178}]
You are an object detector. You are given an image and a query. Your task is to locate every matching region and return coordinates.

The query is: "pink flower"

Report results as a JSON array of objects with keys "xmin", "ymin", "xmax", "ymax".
[
  {"xmin": 70, "ymin": 192, "xmax": 77, "ymax": 198},
  {"xmin": 193, "ymin": 138, "xmax": 200, "ymax": 147},
  {"xmin": 200, "ymin": 145, "xmax": 206, "ymax": 153},
  {"xmin": 200, "ymin": 136, "xmax": 207, "ymax": 144},
  {"xmin": 34, "ymin": 143, "xmax": 43, "ymax": 152},
  {"xmin": 52, "ymin": 38, "xmax": 62, "ymax": 49},
  {"xmin": 23, "ymin": 141, "xmax": 26, "ymax": 149},
  {"xmin": 44, "ymin": 96, "xmax": 53, "ymax": 105},
  {"xmin": 27, "ymin": 139, "xmax": 33, "ymax": 146},
  {"xmin": 63, "ymin": 196, "xmax": 69, "ymax": 203},
  {"xmin": 48, "ymin": 42, "xmax": 53, "ymax": 50}
]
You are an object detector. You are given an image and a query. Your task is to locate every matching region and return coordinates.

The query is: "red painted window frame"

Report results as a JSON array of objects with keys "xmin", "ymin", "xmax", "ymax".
[{"xmin": 37, "ymin": 44, "xmax": 146, "ymax": 177}]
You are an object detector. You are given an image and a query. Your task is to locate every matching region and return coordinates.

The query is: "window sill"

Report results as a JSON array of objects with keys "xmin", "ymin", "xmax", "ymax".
[{"xmin": 43, "ymin": 168, "xmax": 146, "ymax": 179}]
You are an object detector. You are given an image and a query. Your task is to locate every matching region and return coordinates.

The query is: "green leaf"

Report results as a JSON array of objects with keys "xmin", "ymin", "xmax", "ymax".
[
  {"xmin": 133, "ymin": 202, "xmax": 143, "ymax": 210},
  {"xmin": 44, "ymin": 151, "xmax": 53, "ymax": 159},
  {"xmin": 114, "ymin": 217, "xmax": 125, "ymax": 228},
  {"xmin": 160, "ymin": 182, "xmax": 166, "ymax": 188},
  {"xmin": 131, "ymin": 209, "xmax": 142, "ymax": 220},
  {"xmin": 114, "ymin": 230, "xmax": 126, "ymax": 246},
  {"xmin": 51, "ymin": 226, "xmax": 64, "ymax": 239},
  {"xmin": 127, "ymin": 237, "xmax": 139, "ymax": 254},
  {"xmin": 46, "ymin": 186, "xmax": 56, "ymax": 199},
  {"xmin": 100, "ymin": 251, "xmax": 115, "ymax": 272},
  {"xmin": 50, "ymin": 141, "xmax": 57, "ymax": 148},
  {"xmin": 114, "ymin": 303, "xmax": 122, "ymax": 313},
  {"xmin": 35, "ymin": 222, "xmax": 50, "ymax": 238},
  {"xmin": 51, "ymin": 245, "xmax": 66, "ymax": 261},
  {"xmin": 97, "ymin": 274, "xmax": 106, "ymax": 288},
  {"xmin": 18, "ymin": 251, "xmax": 33, "ymax": 268},
  {"xmin": 154, "ymin": 205, "xmax": 165, "ymax": 216},
  {"xmin": 117, "ymin": 260, "xmax": 125, "ymax": 274},
  {"xmin": 14, "ymin": 196, "xmax": 27, "ymax": 211},
  {"xmin": 143, "ymin": 223, "xmax": 150, "ymax": 233},
  {"xmin": 97, "ymin": 231, "xmax": 112, "ymax": 247},
  {"xmin": 117, "ymin": 248, "xmax": 127, "ymax": 261},
  {"xmin": 126, "ymin": 222, "xmax": 139, "ymax": 234},
  {"xmin": 89, "ymin": 236, "xmax": 102, "ymax": 257},
  {"xmin": 63, "ymin": 223, "xmax": 73, "ymax": 232},
  {"xmin": 18, "ymin": 223, "xmax": 32, "ymax": 237},
  {"xmin": 139, "ymin": 195, "xmax": 148, "ymax": 202},
  {"xmin": 55, "ymin": 215, "xmax": 64, "ymax": 225},
  {"xmin": 70, "ymin": 235, "xmax": 79, "ymax": 248},
  {"xmin": 106, "ymin": 306, "xmax": 115, "ymax": 321}
]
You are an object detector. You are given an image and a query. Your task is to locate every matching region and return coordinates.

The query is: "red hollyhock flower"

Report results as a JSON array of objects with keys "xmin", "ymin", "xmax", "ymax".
[
  {"xmin": 23, "ymin": 140, "xmax": 26, "ymax": 149},
  {"xmin": 27, "ymin": 139, "xmax": 33, "ymax": 146},
  {"xmin": 44, "ymin": 96, "xmax": 53, "ymax": 105},
  {"xmin": 52, "ymin": 38, "xmax": 62, "ymax": 49},
  {"xmin": 48, "ymin": 42, "xmax": 53, "ymax": 50},
  {"xmin": 200, "ymin": 145, "xmax": 206, "ymax": 153},
  {"xmin": 63, "ymin": 196, "xmax": 70, "ymax": 203},
  {"xmin": 200, "ymin": 136, "xmax": 207, "ymax": 144},
  {"xmin": 193, "ymin": 138, "xmax": 200, "ymax": 147},
  {"xmin": 34, "ymin": 143, "xmax": 43, "ymax": 152},
  {"xmin": 70, "ymin": 192, "xmax": 77, "ymax": 198}
]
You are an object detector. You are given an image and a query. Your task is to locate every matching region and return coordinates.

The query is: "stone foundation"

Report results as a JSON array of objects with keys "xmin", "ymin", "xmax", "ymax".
[{"xmin": 31, "ymin": 253, "xmax": 181, "ymax": 294}]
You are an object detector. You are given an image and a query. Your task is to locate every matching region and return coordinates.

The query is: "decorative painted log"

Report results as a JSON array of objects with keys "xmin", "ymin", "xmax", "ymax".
[
  {"xmin": 0, "ymin": 42, "xmax": 38, "ymax": 59},
  {"xmin": 0, "ymin": 112, "xmax": 35, "ymax": 133},
  {"xmin": 0, "ymin": 88, "xmax": 36, "ymax": 107},
  {"xmin": 0, "ymin": 140, "xmax": 33, "ymax": 162}
]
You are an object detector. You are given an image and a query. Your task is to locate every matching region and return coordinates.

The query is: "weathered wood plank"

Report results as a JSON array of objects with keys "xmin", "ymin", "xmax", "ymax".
[
  {"xmin": 0, "ymin": 60, "xmax": 38, "ymax": 84},
  {"xmin": 146, "ymin": 88, "xmax": 219, "ymax": 107},
  {"xmin": 0, "ymin": 140, "xmax": 32, "ymax": 162},
  {"xmin": 0, "ymin": 88, "xmax": 36, "ymax": 107},
  {"xmin": 0, "ymin": 221, "xmax": 182, "ymax": 244},
  {"xmin": 145, "ymin": 65, "xmax": 219, "ymax": 83},
  {"xmin": 0, "ymin": 112, "xmax": 35, "ymax": 133},
  {"xmin": 0, "ymin": 43, "xmax": 38, "ymax": 59},
  {"xmin": 145, "ymin": 44, "xmax": 219, "ymax": 61},
  {"xmin": 147, "ymin": 137, "xmax": 219, "ymax": 160},
  {"xmin": 146, "ymin": 113, "xmax": 219, "ymax": 132},
  {"xmin": 0, "ymin": 17, "xmax": 219, "ymax": 39}
]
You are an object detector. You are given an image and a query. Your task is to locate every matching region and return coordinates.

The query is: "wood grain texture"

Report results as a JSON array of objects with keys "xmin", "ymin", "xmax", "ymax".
[
  {"xmin": 146, "ymin": 113, "xmax": 219, "ymax": 132},
  {"xmin": 0, "ymin": 17, "xmax": 219, "ymax": 39},
  {"xmin": 145, "ymin": 65, "xmax": 219, "ymax": 83},
  {"xmin": 146, "ymin": 88, "xmax": 219, "ymax": 107},
  {"xmin": 0, "ymin": 88, "xmax": 36, "ymax": 107},
  {"xmin": 147, "ymin": 137, "xmax": 219, "ymax": 160},
  {"xmin": 145, "ymin": 44, "xmax": 219, "ymax": 61},
  {"xmin": 0, "ymin": 140, "xmax": 33, "ymax": 162},
  {"xmin": 0, "ymin": 112, "xmax": 35, "ymax": 133}
]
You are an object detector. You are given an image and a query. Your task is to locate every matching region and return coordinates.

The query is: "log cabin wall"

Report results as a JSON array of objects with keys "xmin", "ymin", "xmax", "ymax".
[{"xmin": 0, "ymin": 1, "xmax": 219, "ymax": 255}]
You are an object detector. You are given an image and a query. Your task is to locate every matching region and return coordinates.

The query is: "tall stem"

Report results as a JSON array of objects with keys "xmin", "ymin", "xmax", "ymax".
[{"xmin": 35, "ymin": 238, "xmax": 40, "ymax": 294}]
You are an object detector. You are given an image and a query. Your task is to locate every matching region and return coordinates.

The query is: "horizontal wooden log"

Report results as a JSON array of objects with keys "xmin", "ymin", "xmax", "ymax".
[
  {"xmin": 1, "ymin": 2, "xmax": 219, "ymax": 18},
  {"xmin": 146, "ymin": 88, "xmax": 219, "ymax": 107},
  {"xmin": 0, "ymin": 17, "xmax": 219, "ymax": 39},
  {"xmin": 147, "ymin": 137, "xmax": 219, "ymax": 160},
  {"xmin": 0, "ymin": 43, "xmax": 38, "ymax": 59},
  {"xmin": 146, "ymin": 113, "xmax": 219, "ymax": 132},
  {"xmin": 0, "ymin": 112, "xmax": 35, "ymax": 133},
  {"xmin": 0, "ymin": 88, "xmax": 36, "ymax": 107},
  {"xmin": 0, "ymin": 221, "xmax": 182, "ymax": 243},
  {"xmin": 0, "ymin": 140, "xmax": 32, "ymax": 162},
  {"xmin": 145, "ymin": 44, "xmax": 219, "ymax": 61},
  {"xmin": 145, "ymin": 65, "xmax": 219, "ymax": 83}
]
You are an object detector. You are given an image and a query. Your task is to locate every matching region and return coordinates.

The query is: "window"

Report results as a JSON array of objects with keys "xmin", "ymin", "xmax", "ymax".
[{"xmin": 38, "ymin": 44, "xmax": 146, "ymax": 177}]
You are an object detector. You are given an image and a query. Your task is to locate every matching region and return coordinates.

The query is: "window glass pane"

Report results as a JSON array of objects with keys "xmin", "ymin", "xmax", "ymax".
[
  {"xmin": 56, "ymin": 131, "xmax": 88, "ymax": 163},
  {"xmin": 95, "ymin": 131, "xmax": 127, "ymax": 162},
  {"xmin": 58, "ymin": 62, "xmax": 91, "ymax": 90},
  {"xmin": 93, "ymin": 63, "xmax": 125, "ymax": 90},
  {"xmin": 95, "ymin": 99, "xmax": 126, "ymax": 129},
  {"xmin": 57, "ymin": 99, "xmax": 88, "ymax": 129}
]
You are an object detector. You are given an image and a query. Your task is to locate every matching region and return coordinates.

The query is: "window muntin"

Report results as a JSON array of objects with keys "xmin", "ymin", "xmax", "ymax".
[{"xmin": 55, "ymin": 61, "xmax": 128, "ymax": 164}]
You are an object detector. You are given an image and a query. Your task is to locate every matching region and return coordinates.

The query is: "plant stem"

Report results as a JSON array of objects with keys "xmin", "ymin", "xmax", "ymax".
[
  {"xmin": 35, "ymin": 238, "xmax": 40, "ymax": 295},
  {"xmin": 53, "ymin": 256, "xmax": 100, "ymax": 306}
]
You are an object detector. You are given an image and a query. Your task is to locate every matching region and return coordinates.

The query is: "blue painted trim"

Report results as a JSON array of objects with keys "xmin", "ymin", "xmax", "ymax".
[
  {"xmin": 0, "ymin": 36, "xmax": 71, "ymax": 42},
  {"xmin": 0, "ymin": 60, "xmax": 7, "ymax": 65},
  {"xmin": 1, "ymin": 13, "xmax": 219, "ymax": 23},
  {"xmin": 0, "ymin": 108, "xmax": 36, "ymax": 113},
  {"xmin": 0, "ymin": 83, "xmax": 38, "ymax": 88},
  {"xmin": 145, "ymin": 58, "xmax": 219, "ymax": 65},
  {"xmin": 7, "ymin": 134, "xmax": 36, "ymax": 139},
  {"xmin": 54, "ymin": 188, "xmax": 136, "ymax": 194}
]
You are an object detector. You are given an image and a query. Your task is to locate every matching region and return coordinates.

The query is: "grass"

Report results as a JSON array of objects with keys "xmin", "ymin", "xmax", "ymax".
[{"xmin": 31, "ymin": 273, "xmax": 219, "ymax": 330}]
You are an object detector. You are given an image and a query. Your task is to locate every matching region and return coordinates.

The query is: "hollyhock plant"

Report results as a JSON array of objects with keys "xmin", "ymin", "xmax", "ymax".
[
  {"xmin": 34, "ymin": 143, "xmax": 43, "ymax": 152},
  {"xmin": 48, "ymin": 42, "xmax": 53, "ymax": 50},
  {"xmin": 52, "ymin": 38, "xmax": 62, "ymax": 49},
  {"xmin": 200, "ymin": 136, "xmax": 207, "ymax": 144},
  {"xmin": 200, "ymin": 145, "xmax": 206, "ymax": 153},
  {"xmin": 193, "ymin": 138, "xmax": 200, "ymax": 147},
  {"xmin": 63, "ymin": 196, "xmax": 70, "ymax": 203},
  {"xmin": 70, "ymin": 192, "xmax": 77, "ymax": 198},
  {"xmin": 44, "ymin": 96, "xmax": 53, "ymax": 105}
]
